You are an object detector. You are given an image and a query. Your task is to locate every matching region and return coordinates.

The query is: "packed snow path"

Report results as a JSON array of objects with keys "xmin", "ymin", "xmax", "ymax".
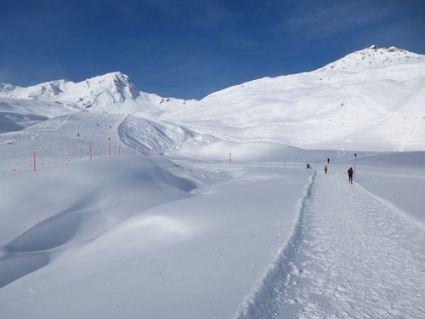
[{"xmin": 273, "ymin": 171, "xmax": 425, "ymax": 319}]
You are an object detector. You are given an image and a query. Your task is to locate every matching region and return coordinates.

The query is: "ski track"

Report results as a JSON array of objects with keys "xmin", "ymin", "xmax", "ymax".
[{"xmin": 274, "ymin": 171, "xmax": 425, "ymax": 318}]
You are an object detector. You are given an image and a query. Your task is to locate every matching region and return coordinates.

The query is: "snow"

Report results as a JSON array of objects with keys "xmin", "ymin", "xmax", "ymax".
[
  {"xmin": 1, "ymin": 46, "xmax": 425, "ymax": 318},
  {"xmin": 273, "ymin": 168, "xmax": 425, "ymax": 319},
  {"xmin": 164, "ymin": 46, "xmax": 425, "ymax": 151},
  {"xmin": 0, "ymin": 157, "xmax": 313, "ymax": 318},
  {"xmin": 0, "ymin": 72, "xmax": 195, "ymax": 115}
]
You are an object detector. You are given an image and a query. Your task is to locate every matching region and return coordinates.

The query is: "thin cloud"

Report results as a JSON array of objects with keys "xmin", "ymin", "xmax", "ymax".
[{"xmin": 286, "ymin": 1, "xmax": 397, "ymax": 38}]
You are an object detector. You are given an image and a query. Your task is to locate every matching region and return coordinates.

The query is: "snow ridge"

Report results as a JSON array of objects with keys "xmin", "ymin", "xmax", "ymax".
[{"xmin": 236, "ymin": 171, "xmax": 316, "ymax": 319}]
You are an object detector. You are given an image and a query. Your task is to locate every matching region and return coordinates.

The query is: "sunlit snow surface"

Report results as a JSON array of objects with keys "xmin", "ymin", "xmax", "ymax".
[{"xmin": 0, "ymin": 46, "xmax": 425, "ymax": 318}]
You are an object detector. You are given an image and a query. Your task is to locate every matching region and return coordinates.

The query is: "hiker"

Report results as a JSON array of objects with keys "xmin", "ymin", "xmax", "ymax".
[
  {"xmin": 324, "ymin": 163, "xmax": 328, "ymax": 174},
  {"xmin": 306, "ymin": 163, "xmax": 311, "ymax": 169},
  {"xmin": 327, "ymin": 158, "xmax": 330, "ymax": 164},
  {"xmin": 348, "ymin": 167, "xmax": 354, "ymax": 184}
]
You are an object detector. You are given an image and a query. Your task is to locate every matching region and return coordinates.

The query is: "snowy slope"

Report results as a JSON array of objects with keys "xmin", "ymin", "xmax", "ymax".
[
  {"xmin": 165, "ymin": 46, "xmax": 425, "ymax": 151},
  {"xmin": 0, "ymin": 97, "xmax": 80, "ymax": 133}
]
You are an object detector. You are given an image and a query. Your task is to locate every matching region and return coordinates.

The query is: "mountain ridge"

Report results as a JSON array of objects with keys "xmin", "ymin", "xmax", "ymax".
[
  {"xmin": 1, "ymin": 45, "xmax": 425, "ymax": 151},
  {"xmin": 0, "ymin": 71, "xmax": 193, "ymax": 113}
]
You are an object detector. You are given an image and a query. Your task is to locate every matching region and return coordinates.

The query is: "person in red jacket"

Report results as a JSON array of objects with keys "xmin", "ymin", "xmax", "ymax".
[{"xmin": 347, "ymin": 167, "xmax": 354, "ymax": 184}]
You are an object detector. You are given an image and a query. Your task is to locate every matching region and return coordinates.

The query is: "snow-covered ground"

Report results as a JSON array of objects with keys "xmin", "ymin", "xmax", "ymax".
[
  {"xmin": 273, "ymin": 164, "xmax": 425, "ymax": 319},
  {"xmin": 1, "ymin": 45, "xmax": 425, "ymax": 318}
]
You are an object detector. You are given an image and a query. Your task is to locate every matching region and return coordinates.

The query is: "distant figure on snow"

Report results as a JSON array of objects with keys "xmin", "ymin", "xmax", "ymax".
[
  {"xmin": 306, "ymin": 163, "xmax": 311, "ymax": 169},
  {"xmin": 324, "ymin": 163, "xmax": 328, "ymax": 174},
  {"xmin": 348, "ymin": 167, "xmax": 354, "ymax": 184},
  {"xmin": 327, "ymin": 158, "xmax": 330, "ymax": 164}
]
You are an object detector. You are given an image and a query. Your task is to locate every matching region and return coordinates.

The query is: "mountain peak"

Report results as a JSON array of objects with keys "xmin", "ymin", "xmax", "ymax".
[
  {"xmin": 0, "ymin": 71, "xmax": 140, "ymax": 108},
  {"xmin": 93, "ymin": 71, "xmax": 129, "ymax": 81},
  {"xmin": 321, "ymin": 45, "xmax": 424, "ymax": 71}
]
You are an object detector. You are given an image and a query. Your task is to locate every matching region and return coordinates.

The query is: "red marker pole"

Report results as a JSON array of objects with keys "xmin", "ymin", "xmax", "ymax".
[{"xmin": 33, "ymin": 152, "xmax": 36, "ymax": 172}]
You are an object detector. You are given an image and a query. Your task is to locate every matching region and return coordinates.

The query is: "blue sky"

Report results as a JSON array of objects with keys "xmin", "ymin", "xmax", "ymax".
[{"xmin": 1, "ymin": 0, "xmax": 424, "ymax": 99}]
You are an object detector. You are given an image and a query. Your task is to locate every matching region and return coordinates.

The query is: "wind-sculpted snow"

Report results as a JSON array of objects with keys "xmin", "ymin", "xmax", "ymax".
[
  {"xmin": 0, "ymin": 157, "xmax": 195, "ymax": 288},
  {"xmin": 117, "ymin": 115, "xmax": 200, "ymax": 156}
]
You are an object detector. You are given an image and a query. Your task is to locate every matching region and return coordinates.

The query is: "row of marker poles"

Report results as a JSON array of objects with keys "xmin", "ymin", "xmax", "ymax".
[{"xmin": 32, "ymin": 139, "xmax": 127, "ymax": 173}]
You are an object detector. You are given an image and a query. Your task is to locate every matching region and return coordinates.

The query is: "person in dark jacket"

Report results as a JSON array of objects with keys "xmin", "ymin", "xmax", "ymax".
[{"xmin": 347, "ymin": 167, "xmax": 354, "ymax": 184}]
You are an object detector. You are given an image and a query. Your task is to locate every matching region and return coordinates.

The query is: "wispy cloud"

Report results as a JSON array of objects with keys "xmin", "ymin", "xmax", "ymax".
[{"xmin": 285, "ymin": 0, "xmax": 397, "ymax": 38}]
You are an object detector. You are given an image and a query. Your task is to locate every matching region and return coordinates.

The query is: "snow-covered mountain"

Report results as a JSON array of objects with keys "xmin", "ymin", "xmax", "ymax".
[
  {"xmin": 0, "ymin": 72, "xmax": 193, "ymax": 114},
  {"xmin": 321, "ymin": 44, "xmax": 425, "ymax": 70},
  {"xmin": 1, "ymin": 45, "xmax": 425, "ymax": 151},
  {"xmin": 166, "ymin": 45, "xmax": 425, "ymax": 151}
]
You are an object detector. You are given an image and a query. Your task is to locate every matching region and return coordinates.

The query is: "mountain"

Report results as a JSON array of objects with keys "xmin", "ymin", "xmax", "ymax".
[
  {"xmin": 165, "ymin": 45, "xmax": 425, "ymax": 151},
  {"xmin": 0, "ymin": 72, "xmax": 193, "ymax": 113},
  {"xmin": 321, "ymin": 45, "xmax": 425, "ymax": 70},
  {"xmin": 1, "ymin": 45, "xmax": 424, "ymax": 151}
]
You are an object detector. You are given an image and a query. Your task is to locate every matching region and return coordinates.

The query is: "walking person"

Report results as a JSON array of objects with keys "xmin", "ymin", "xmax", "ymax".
[
  {"xmin": 324, "ymin": 163, "xmax": 328, "ymax": 174},
  {"xmin": 347, "ymin": 167, "xmax": 354, "ymax": 184}
]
